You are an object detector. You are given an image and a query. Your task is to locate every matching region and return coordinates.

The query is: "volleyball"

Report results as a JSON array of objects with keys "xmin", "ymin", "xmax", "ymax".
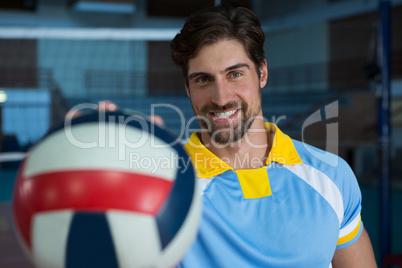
[{"xmin": 12, "ymin": 111, "xmax": 201, "ymax": 268}]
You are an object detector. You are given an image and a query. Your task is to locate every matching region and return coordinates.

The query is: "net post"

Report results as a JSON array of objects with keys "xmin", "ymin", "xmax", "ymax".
[{"xmin": 377, "ymin": 0, "xmax": 392, "ymax": 265}]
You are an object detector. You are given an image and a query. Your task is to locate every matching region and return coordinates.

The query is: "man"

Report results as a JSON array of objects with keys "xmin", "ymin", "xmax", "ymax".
[{"xmin": 170, "ymin": 5, "xmax": 377, "ymax": 268}]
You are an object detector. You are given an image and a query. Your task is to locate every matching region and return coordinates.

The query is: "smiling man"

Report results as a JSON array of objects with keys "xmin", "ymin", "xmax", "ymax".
[
  {"xmin": 171, "ymin": 4, "xmax": 377, "ymax": 268},
  {"xmin": 185, "ymin": 39, "xmax": 269, "ymax": 169}
]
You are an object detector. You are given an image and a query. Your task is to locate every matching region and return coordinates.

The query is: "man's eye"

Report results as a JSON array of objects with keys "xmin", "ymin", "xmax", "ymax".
[
  {"xmin": 230, "ymin": 72, "xmax": 241, "ymax": 78},
  {"xmin": 197, "ymin": 77, "xmax": 209, "ymax": 83}
]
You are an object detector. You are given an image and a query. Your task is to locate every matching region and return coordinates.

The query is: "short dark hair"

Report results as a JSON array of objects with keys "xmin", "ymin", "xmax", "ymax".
[{"xmin": 170, "ymin": 5, "xmax": 266, "ymax": 85}]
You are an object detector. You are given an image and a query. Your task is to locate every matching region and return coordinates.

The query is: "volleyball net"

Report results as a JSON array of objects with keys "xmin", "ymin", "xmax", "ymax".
[{"xmin": 0, "ymin": 26, "xmax": 190, "ymax": 158}]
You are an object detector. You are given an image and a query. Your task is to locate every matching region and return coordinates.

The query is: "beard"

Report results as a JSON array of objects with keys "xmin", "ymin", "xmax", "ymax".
[{"xmin": 198, "ymin": 100, "xmax": 261, "ymax": 145}]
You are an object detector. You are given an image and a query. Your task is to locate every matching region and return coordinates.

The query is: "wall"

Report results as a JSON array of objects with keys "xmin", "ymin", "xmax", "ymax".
[{"xmin": 265, "ymin": 22, "xmax": 329, "ymax": 93}]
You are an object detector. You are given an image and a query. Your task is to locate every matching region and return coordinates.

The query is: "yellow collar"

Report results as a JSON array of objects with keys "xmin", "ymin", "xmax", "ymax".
[{"xmin": 184, "ymin": 123, "xmax": 303, "ymax": 178}]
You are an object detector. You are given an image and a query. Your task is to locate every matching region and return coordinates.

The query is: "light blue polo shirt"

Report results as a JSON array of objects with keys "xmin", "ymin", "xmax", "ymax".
[{"xmin": 179, "ymin": 123, "xmax": 363, "ymax": 268}]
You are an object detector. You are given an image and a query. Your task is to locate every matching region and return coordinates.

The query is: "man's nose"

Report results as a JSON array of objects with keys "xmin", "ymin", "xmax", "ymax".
[{"xmin": 210, "ymin": 80, "xmax": 233, "ymax": 107}]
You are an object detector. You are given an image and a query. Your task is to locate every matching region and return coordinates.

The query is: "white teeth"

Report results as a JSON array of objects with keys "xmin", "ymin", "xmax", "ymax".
[{"xmin": 213, "ymin": 110, "xmax": 237, "ymax": 119}]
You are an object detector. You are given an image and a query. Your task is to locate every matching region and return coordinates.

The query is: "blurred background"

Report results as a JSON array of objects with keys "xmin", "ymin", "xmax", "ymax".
[{"xmin": 0, "ymin": 0, "xmax": 401, "ymax": 267}]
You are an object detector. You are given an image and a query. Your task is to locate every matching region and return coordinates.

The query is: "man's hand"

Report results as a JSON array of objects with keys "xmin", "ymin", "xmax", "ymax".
[
  {"xmin": 97, "ymin": 100, "xmax": 117, "ymax": 113},
  {"xmin": 65, "ymin": 100, "xmax": 164, "ymax": 126}
]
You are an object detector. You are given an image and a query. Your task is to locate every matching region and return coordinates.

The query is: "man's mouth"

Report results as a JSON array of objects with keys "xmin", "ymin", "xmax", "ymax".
[{"xmin": 210, "ymin": 109, "xmax": 240, "ymax": 120}]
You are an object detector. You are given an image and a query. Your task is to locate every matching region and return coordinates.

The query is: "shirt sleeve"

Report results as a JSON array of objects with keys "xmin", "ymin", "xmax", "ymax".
[{"xmin": 335, "ymin": 158, "xmax": 364, "ymax": 249}]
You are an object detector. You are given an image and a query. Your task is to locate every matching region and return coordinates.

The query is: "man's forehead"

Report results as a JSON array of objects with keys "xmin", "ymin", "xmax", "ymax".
[{"xmin": 187, "ymin": 40, "xmax": 251, "ymax": 74}]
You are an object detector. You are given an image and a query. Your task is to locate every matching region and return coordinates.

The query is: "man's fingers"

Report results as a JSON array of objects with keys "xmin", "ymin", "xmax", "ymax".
[
  {"xmin": 65, "ymin": 101, "xmax": 117, "ymax": 121},
  {"xmin": 149, "ymin": 114, "xmax": 165, "ymax": 126},
  {"xmin": 65, "ymin": 102, "xmax": 163, "ymax": 127},
  {"xmin": 98, "ymin": 100, "xmax": 117, "ymax": 112}
]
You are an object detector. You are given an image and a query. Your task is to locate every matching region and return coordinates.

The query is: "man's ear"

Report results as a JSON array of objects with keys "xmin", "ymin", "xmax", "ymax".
[{"xmin": 259, "ymin": 60, "xmax": 268, "ymax": 88}]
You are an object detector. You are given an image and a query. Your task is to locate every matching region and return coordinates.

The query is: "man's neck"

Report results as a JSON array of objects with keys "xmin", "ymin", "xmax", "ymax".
[{"xmin": 200, "ymin": 120, "xmax": 274, "ymax": 170}]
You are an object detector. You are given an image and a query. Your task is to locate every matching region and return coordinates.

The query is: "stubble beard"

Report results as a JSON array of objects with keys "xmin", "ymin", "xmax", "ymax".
[{"xmin": 199, "ymin": 100, "xmax": 260, "ymax": 145}]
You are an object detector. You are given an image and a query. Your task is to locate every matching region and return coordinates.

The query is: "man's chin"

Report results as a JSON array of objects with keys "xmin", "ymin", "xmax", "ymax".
[{"xmin": 209, "ymin": 130, "xmax": 244, "ymax": 145}]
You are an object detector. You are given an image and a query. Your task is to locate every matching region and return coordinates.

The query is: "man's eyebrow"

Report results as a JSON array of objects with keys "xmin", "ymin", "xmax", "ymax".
[
  {"xmin": 222, "ymin": 63, "xmax": 250, "ymax": 73},
  {"xmin": 188, "ymin": 72, "xmax": 211, "ymax": 80},
  {"xmin": 188, "ymin": 63, "xmax": 250, "ymax": 80}
]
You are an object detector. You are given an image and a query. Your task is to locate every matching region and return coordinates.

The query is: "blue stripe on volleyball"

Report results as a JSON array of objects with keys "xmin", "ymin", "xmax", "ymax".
[
  {"xmin": 155, "ymin": 144, "xmax": 196, "ymax": 249},
  {"xmin": 66, "ymin": 213, "xmax": 119, "ymax": 268}
]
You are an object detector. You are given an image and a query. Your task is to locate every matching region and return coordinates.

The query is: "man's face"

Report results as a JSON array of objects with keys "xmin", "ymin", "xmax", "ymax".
[{"xmin": 186, "ymin": 39, "xmax": 267, "ymax": 145}]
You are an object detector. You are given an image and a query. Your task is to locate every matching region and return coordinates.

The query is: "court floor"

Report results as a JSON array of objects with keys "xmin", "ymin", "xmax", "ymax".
[{"xmin": 0, "ymin": 202, "xmax": 33, "ymax": 268}]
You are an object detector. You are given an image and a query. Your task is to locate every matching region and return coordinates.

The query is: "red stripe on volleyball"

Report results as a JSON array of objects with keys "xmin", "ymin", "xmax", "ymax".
[
  {"xmin": 13, "ymin": 169, "xmax": 173, "ymax": 248},
  {"xmin": 13, "ymin": 160, "xmax": 32, "ymax": 249}
]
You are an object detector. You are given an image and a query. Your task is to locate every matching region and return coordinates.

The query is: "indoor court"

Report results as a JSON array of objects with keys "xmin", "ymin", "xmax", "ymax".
[{"xmin": 1, "ymin": 0, "xmax": 402, "ymax": 267}]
